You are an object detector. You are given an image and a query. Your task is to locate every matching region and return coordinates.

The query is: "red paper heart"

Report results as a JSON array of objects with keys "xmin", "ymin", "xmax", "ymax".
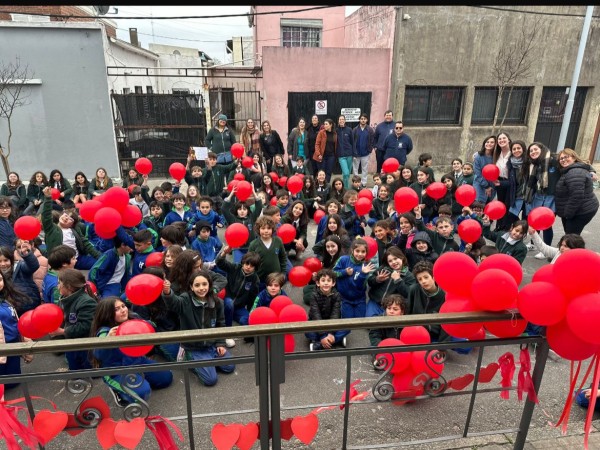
[
  {"xmin": 448, "ymin": 374, "xmax": 475, "ymax": 391},
  {"xmin": 33, "ymin": 409, "xmax": 68, "ymax": 445},
  {"xmin": 478, "ymin": 362, "xmax": 500, "ymax": 383},
  {"xmin": 210, "ymin": 423, "xmax": 241, "ymax": 450},
  {"xmin": 79, "ymin": 396, "xmax": 111, "ymax": 423},
  {"xmin": 280, "ymin": 418, "xmax": 294, "ymax": 440},
  {"xmin": 114, "ymin": 417, "xmax": 145, "ymax": 449},
  {"xmin": 65, "ymin": 413, "xmax": 85, "ymax": 437},
  {"xmin": 96, "ymin": 418, "xmax": 118, "ymax": 450},
  {"xmin": 236, "ymin": 422, "xmax": 259, "ymax": 450},
  {"xmin": 291, "ymin": 413, "xmax": 319, "ymax": 445}
]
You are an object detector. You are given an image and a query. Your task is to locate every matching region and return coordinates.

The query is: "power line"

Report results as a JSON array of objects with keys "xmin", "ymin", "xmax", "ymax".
[{"xmin": 471, "ymin": 5, "xmax": 599, "ymax": 19}]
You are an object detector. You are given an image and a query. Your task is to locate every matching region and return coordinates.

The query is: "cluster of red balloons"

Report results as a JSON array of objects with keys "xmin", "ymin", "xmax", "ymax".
[
  {"xmin": 376, "ymin": 326, "xmax": 445, "ymax": 403},
  {"xmin": 435, "ymin": 252, "xmax": 527, "ymax": 339},
  {"xmin": 18, "ymin": 303, "xmax": 63, "ymax": 340},
  {"xmin": 248, "ymin": 297, "xmax": 308, "ymax": 352},
  {"xmin": 79, "ymin": 186, "xmax": 142, "ymax": 239}
]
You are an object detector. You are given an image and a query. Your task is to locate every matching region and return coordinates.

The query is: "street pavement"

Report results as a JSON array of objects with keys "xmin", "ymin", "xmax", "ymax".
[{"xmin": 4, "ymin": 179, "xmax": 600, "ymax": 450}]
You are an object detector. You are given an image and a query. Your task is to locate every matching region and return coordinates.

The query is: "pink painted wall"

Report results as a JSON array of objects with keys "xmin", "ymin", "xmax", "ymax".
[
  {"xmin": 253, "ymin": 5, "xmax": 346, "ymax": 58},
  {"xmin": 259, "ymin": 46, "xmax": 391, "ymax": 137},
  {"xmin": 344, "ymin": 5, "xmax": 396, "ymax": 49}
]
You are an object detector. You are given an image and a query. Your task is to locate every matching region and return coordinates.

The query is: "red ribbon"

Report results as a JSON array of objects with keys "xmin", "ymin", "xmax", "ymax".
[
  {"xmin": 553, "ymin": 358, "xmax": 594, "ymax": 435},
  {"xmin": 498, "ymin": 352, "xmax": 515, "ymax": 399},
  {"xmin": 340, "ymin": 379, "xmax": 361, "ymax": 410},
  {"xmin": 0, "ymin": 402, "xmax": 42, "ymax": 450},
  {"xmin": 517, "ymin": 347, "xmax": 539, "ymax": 403},
  {"xmin": 145, "ymin": 415, "xmax": 184, "ymax": 450},
  {"xmin": 583, "ymin": 355, "xmax": 600, "ymax": 450}
]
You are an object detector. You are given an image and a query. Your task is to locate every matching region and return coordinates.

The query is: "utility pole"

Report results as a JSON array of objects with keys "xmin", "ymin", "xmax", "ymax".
[{"xmin": 556, "ymin": 5, "xmax": 594, "ymax": 152}]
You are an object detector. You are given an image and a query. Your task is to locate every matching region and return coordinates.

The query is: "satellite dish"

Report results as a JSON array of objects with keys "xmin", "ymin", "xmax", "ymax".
[{"xmin": 94, "ymin": 6, "xmax": 111, "ymax": 15}]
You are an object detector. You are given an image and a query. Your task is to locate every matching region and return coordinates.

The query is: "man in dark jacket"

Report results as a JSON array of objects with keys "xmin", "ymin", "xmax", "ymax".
[
  {"xmin": 374, "ymin": 110, "xmax": 395, "ymax": 173},
  {"xmin": 382, "ymin": 121, "xmax": 413, "ymax": 166},
  {"xmin": 353, "ymin": 113, "xmax": 375, "ymax": 188}
]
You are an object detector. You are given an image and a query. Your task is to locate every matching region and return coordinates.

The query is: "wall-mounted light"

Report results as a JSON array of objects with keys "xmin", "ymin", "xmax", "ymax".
[{"xmin": 403, "ymin": 13, "xmax": 411, "ymax": 20}]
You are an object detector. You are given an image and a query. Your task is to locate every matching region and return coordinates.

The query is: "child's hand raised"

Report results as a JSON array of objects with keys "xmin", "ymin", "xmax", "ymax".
[
  {"xmin": 481, "ymin": 215, "xmax": 491, "ymax": 226},
  {"xmin": 162, "ymin": 279, "xmax": 171, "ymax": 295},
  {"xmin": 375, "ymin": 269, "xmax": 390, "ymax": 282},
  {"xmin": 222, "ymin": 245, "xmax": 231, "ymax": 254},
  {"xmin": 345, "ymin": 267, "xmax": 354, "ymax": 276},
  {"xmin": 413, "ymin": 205, "xmax": 422, "ymax": 219},
  {"xmin": 362, "ymin": 262, "xmax": 376, "ymax": 274},
  {"xmin": 527, "ymin": 227, "xmax": 537, "ymax": 235}
]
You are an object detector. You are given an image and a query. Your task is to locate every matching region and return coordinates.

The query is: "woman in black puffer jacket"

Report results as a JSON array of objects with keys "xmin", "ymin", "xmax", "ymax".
[{"xmin": 554, "ymin": 148, "xmax": 599, "ymax": 235}]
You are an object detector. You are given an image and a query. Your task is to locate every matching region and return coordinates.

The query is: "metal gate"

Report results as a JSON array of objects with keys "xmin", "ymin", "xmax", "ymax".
[
  {"xmin": 209, "ymin": 82, "xmax": 262, "ymax": 134},
  {"xmin": 534, "ymin": 87, "xmax": 587, "ymax": 152},
  {"xmin": 111, "ymin": 92, "xmax": 207, "ymax": 178}
]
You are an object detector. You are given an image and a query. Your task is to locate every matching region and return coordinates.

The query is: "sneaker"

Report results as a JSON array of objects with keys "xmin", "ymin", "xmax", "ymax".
[
  {"xmin": 341, "ymin": 337, "xmax": 347, "ymax": 348},
  {"xmin": 311, "ymin": 342, "xmax": 323, "ymax": 351},
  {"xmin": 309, "ymin": 343, "xmax": 314, "ymax": 351},
  {"xmin": 526, "ymin": 243, "xmax": 535, "ymax": 251},
  {"xmin": 225, "ymin": 338, "xmax": 236, "ymax": 348},
  {"xmin": 109, "ymin": 389, "xmax": 129, "ymax": 407},
  {"xmin": 534, "ymin": 252, "xmax": 546, "ymax": 260}
]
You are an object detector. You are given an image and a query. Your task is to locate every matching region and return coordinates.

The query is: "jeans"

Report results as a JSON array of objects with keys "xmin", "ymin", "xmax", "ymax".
[
  {"xmin": 338, "ymin": 156, "xmax": 353, "ymax": 189},
  {"xmin": 216, "ymin": 152, "xmax": 233, "ymax": 164},
  {"xmin": 376, "ymin": 150, "xmax": 385, "ymax": 174},
  {"xmin": 561, "ymin": 211, "xmax": 597, "ymax": 235},
  {"xmin": 305, "ymin": 330, "xmax": 350, "ymax": 344},
  {"xmin": 315, "ymin": 154, "xmax": 336, "ymax": 184},
  {"xmin": 100, "ymin": 283, "xmax": 122, "ymax": 299},
  {"xmin": 576, "ymin": 388, "xmax": 600, "ymax": 411},
  {"xmin": 66, "ymin": 350, "xmax": 92, "ymax": 371},
  {"xmin": 103, "ymin": 358, "xmax": 173, "ymax": 403},
  {"xmin": 157, "ymin": 343, "xmax": 181, "ymax": 362},
  {"xmin": 341, "ymin": 300, "xmax": 366, "ymax": 319},
  {"xmin": 184, "ymin": 346, "xmax": 235, "ymax": 386},
  {"xmin": 353, "ymin": 156, "xmax": 370, "ymax": 186},
  {"xmin": 224, "ymin": 297, "xmax": 250, "ymax": 326},
  {"xmin": 0, "ymin": 355, "xmax": 21, "ymax": 389}
]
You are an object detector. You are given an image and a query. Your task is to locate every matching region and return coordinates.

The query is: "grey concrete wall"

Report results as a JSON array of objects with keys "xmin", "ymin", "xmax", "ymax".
[{"xmin": 0, "ymin": 22, "xmax": 119, "ymax": 181}]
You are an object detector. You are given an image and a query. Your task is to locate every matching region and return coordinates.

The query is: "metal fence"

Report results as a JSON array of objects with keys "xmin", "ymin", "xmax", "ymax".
[{"xmin": 0, "ymin": 312, "xmax": 548, "ymax": 449}]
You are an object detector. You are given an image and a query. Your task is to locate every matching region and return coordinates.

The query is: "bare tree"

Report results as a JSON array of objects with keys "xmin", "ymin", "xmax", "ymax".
[
  {"xmin": 0, "ymin": 56, "xmax": 33, "ymax": 178},
  {"xmin": 490, "ymin": 18, "xmax": 541, "ymax": 136}
]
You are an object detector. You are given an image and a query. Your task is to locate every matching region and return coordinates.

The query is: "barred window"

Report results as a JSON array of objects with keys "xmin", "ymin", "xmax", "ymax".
[
  {"xmin": 281, "ymin": 19, "xmax": 322, "ymax": 48},
  {"xmin": 402, "ymin": 87, "xmax": 464, "ymax": 125},
  {"xmin": 472, "ymin": 87, "xmax": 531, "ymax": 124}
]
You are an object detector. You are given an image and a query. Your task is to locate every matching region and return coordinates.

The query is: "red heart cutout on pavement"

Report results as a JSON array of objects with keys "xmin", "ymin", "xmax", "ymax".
[
  {"xmin": 291, "ymin": 413, "xmax": 319, "ymax": 445},
  {"xmin": 448, "ymin": 374, "xmax": 475, "ymax": 391},
  {"xmin": 114, "ymin": 417, "xmax": 145, "ymax": 449},
  {"xmin": 96, "ymin": 418, "xmax": 118, "ymax": 450},
  {"xmin": 65, "ymin": 413, "xmax": 85, "ymax": 436},
  {"xmin": 280, "ymin": 418, "xmax": 294, "ymax": 440},
  {"xmin": 478, "ymin": 362, "xmax": 499, "ymax": 383},
  {"xmin": 33, "ymin": 409, "xmax": 68, "ymax": 445},
  {"xmin": 236, "ymin": 422, "xmax": 259, "ymax": 450},
  {"xmin": 79, "ymin": 396, "xmax": 111, "ymax": 423},
  {"xmin": 210, "ymin": 423, "xmax": 241, "ymax": 450}
]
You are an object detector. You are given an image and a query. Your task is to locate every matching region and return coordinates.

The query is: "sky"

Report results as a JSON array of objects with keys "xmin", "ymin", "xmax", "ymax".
[{"xmin": 111, "ymin": 6, "xmax": 361, "ymax": 63}]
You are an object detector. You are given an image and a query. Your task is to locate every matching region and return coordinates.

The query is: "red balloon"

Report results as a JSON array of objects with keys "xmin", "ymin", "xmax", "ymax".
[
  {"xmin": 288, "ymin": 266, "xmax": 313, "ymax": 287},
  {"xmin": 17, "ymin": 310, "xmax": 46, "ymax": 340},
  {"xmin": 241, "ymin": 156, "xmax": 254, "ymax": 169},
  {"xmin": 392, "ymin": 369, "xmax": 424, "ymax": 402},
  {"xmin": 527, "ymin": 206, "xmax": 555, "ymax": 231},
  {"xmin": 227, "ymin": 179, "xmax": 239, "ymax": 192},
  {"xmin": 303, "ymin": 257, "xmax": 323, "ymax": 273},
  {"xmin": 144, "ymin": 252, "xmax": 164, "ymax": 267},
  {"xmin": 411, "ymin": 350, "xmax": 444, "ymax": 379},
  {"xmin": 284, "ymin": 334, "xmax": 296, "ymax": 353},
  {"xmin": 14, "ymin": 216, "xmax": 42, "ymax": 241},
  {"xmin": 532, "ymin": 264, "xmax": 554, "ymax": 283},
  {"xmin": 471, "ymin": 269, "xmax": 518, "ymax": 311},
  {"xmin": 270, "ymin": 197, "xmax": 278, "ymax": 206},
  {"xmin": 362, "ymin": 236, "xmax": 378, "ymax": 260},
  {"xmin": 234, "ymin": 173, "xmax": 245, "ymax": 181},
  {"xmin": 249, "ymin": 306, "xmax": 278, "ymax": 325},
  {"xmin": 135, "ymin": 157, "xmax": 153, "ymax": 176},
  {"xmin": 553, "ymin": 249, "xmax": 600, "ymax": 299},
  {"xmin": 468, "ymin": 327, "xmax": 486, "ymax": 341},
  {"xmin": 278, "ymin": 176, "xmax": 288, "ymax": 188},
  {"xmin": 394, "ymin": 187, "xmax": 419, "ymax": 213},
  {"xmin": 382, "ymin": 158, "xmax": 400, "ymax": 173},
  {"xmin": 217, "ymin": 288, "xmax": 226, "ymax": 300},
  {"xmin": 440, "ymin": 299, "xmax": 483, "ymax": 338},
  {"xmin": 125, "ymin": 273, "xmax": 163, "ymax": 306},
  {"xmin": 425, "ymin": 182, "xmax": 447, "ymax": 200},
  {"xmin": 518, "ymin": 282, "xmax": 567, "ymax": 326},
  {"xmin": 224, "ymin": 223, "xmax": 250, "ymax": 248},
  {"xmin": 287, "ymin": 175, "xmax": 303, "ymax": 195},
  {"xmin": 358, "ymin": 189, "xmax": 373, "ymax": 201},
  {"xmin": 269, "ymin": 172, "xmax": 279, "ymax": 184},
  {"xmin": 102, "ymin": 187, "xmax": 130, "ymax": 212},
  {"xmin": 127, "ymin": 185, "xmax": 136, "ymax": 195},
  {"xmin": 169, "ymin": 162, "xmax": 186, "ymax": 182},
  {"xmin": 235, "ymin": 180, "xmax": 253, "ymax": 202},
  {"xmin": 278, "ymin": 304, "xmax": 308, "ymax": 322},
  {"xmin": 116, "ymin": 319, "xmax": 155, "ymax": 357},
  {"xmin": 31, "ymin": 304, "xmax": 64, "ymax": 335},
  {"xmin": 120, "ymin": 204, "xmax": 143, "ymax": 228},
  {"xmin": 313, "ymin": 210, "xmax": 326, "ymax": 224},
  {"xmin": 457, "ymin": 219, "xmax": 482, "ymax": 244},
  {"xmin": 433, "ymin": 252, "xmax": 478, "ymax": 297},
  {"xmin": 354, "ymin": 197, "xmax": 372, "ymax": 216},
  {"xmin": 482, "ymin": 164, "xmax": 500, "ymax": 182},
  {"xmin": 478, "ymin": 253, "xmax": 523, "ymax": 285},
  {"xmin": 231, "ymin": 143, "xmax": 245, "ymax": 159},
  {"xmin": 86, "ymin": 281, "xmax": 98, "ymax": 295},
  {"xmin": 376, "ymin": 338, "xmax": 410, "ymax": 374},
  {"xmin": 455, "ymin": 185, "xmax": 477, "ymax": 207},
  {"xmin": 269, "ymin": 295, "xmax": 293, "ymax": 317},
  {"xmin": 400, "ymin": 326, "xmax": 431, "ymax": 345},
  {"xmin": 566, "ymin": 293, "xmax": 600, "ymax": 345},
  {"xmin": 94, "ymin": 226, "xmax": 116, "ymax": 240},
  {"xmin": 547, "ymin": 319, "xmax": 597, "ymax": 361},
  {"xmin": 94, "ymin": 207, "xmax": 122, "ymax": 233},
  {"xmin": 277, "ymin": 224, "xmax": 296, "ymax": 244},
  {"xmin": 79, "ymin": 200, "xmax": 103, "ymax": 222},
  {"xmin": 483, "ymin": 200, "xmax": 507, "ymax": 221},
  {"xmin": 483, "ymin": 318, "xmax": 527, "ymax": 338},
  {"xmin": 51, "ymin": 188, "xmax": 61, "ymax": 201}
]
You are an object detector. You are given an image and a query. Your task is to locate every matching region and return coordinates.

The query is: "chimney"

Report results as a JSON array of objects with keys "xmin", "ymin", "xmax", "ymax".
[{"xmin": 129, "ymin": 28, "xmax": 139, "ymax": 47}]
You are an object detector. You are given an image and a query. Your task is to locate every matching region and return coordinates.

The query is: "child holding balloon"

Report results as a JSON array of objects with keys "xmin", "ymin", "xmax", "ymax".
[
  {"xmin": 247, "ymin": 216, "xmax": 287, "ymax": 287},
  {"xmin": 0, "ymin": 242, "xmax": 41, "ymax": 315},
  {"xmin": 481, "ymin": 217, "xmax": 529, "ymax": 265},
  {"xmin": 222, "ymin": 184, "xmax": 263, "ymax": 263}
]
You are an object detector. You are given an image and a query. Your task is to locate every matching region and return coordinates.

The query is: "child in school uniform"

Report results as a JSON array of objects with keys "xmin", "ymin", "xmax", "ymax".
[
  {"xmin": 247, "ymin": 216, "xmax": 287, "ymax": 287},
  {"xmin": 368, "ymin": 294, "xmax": 407, "ymax": 347},
  {"xmin": 251, "ymin": 272, "xmax": 288, "ymax": 311},
  {"xmin": 482, "ymin": 218, "xmax": 529, "ymax": 265}
]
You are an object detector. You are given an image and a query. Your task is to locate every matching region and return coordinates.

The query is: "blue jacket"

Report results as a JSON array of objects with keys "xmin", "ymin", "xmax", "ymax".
[
  {"xmin": 192, "ymin": 209, "xmax": 224, "ymax": 237},
  {"xmin": 163, "ymin": 206, "xmax": 195, "ymax": 232},
  {"xmin": 353, "ymin": 125, "xmax": 375, "ymax": 157},
  {"xmin": 374, "ymin": 121, "xmax": 395, "ymax": 152},
  {"xmin": 382, "ymin": 133, "xmax": 413, "ymax": 165},
  {"xmin": 42, "ymin": 270, "xmax": 60, "ymax": 304},
  {"xmin": 86, "ymin": 222, "xmax": 116, "ymax": 254},
  {"xmin": 0, "ymin": 218, "xmax": 16, "ymax": 251},
  {"xmin": 336, "ymin": 126, "xmax": 354, "ymax": 158},
  {"xmin": 315, "ymin": 215, "xmax": 330, "ymax": 243},
  {"xmin": 0, "ymin": 300, "xmax": 20, "ymax": 343},
  {"xmin": 88, "ymin": 248, "xmax": 132, "ymax": 296},
  {"xmin": 333, "ymin": 255, "xmax": 370, "ymax": 303},
  {"xmin": 252, "ymin": 288, "xmax": 288, "ymax": 311},
  {"xmin": 191, "ymin": 236, "xmax": 222, "ymax": 263},
  {"xmin": 12, "ymin": 251, "xmax": 41, "ymax": 313},
  {"xmin": 115, "ymin": 226, "xmax": 156, "ymax": 277}
]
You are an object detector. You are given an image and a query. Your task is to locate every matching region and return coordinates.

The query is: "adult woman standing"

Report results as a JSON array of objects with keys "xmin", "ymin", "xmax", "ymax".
[
  {"xmin": 313, "ymin": 119, "xmax": 337, "ymax": 184},
  {"xmin": 473, "ymin": 135, "xmax": 496, "ymax": 203},
  {"xmin": 493, "ymin": 132, "xmax": 512, "ymax": 230},
  {"xmin": 240, "ymin": 118, "xmax": 261, "ymax": 157},
  {"xmin": 500, "ymin": 140, "xmax": 527, "ymax": 227},
  {"xmin": 287, "ymin": 117, "xmax": 307, "ymax": 170},
  {"xmin": 306, "ymin": 115, "xmax": 323, "ymax": 175},
  {"xmin": 259, "ymin": 120, "xmax": 284, "ymax": 172},
  {"xmin": 206, "ymin": 114, "xmax": 236, "ymax": 164},
  {"xmin": 554, "ymin": 148, "xmax": 599, "ymax": 235}
]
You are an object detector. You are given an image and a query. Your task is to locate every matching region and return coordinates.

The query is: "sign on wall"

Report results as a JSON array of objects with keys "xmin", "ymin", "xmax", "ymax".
[
  {"xmin": 315, "ymin": 100, "xmax": 327, "ymax": 115},
  {"xmin": 341, "ymin": 107, "xmax": 361, "ymax": 122}
]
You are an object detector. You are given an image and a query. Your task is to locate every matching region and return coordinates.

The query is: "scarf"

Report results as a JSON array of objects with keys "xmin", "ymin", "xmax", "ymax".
[
  {"xmin": 528, "ymin": 151, "xmax": 550, "ymax": 191},
  {"xmin": 510, "ymin": 156, "xmax": 523, "ymax": 171},
  {"xmin": 242, "ymin": 128, "xmax": 261, "ymax": 154}
]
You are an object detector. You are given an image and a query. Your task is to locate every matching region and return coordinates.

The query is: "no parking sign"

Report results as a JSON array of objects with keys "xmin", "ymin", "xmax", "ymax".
[{"xmin": 315, "ymin": 100, "xmax": 327, "ymax": 115}]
